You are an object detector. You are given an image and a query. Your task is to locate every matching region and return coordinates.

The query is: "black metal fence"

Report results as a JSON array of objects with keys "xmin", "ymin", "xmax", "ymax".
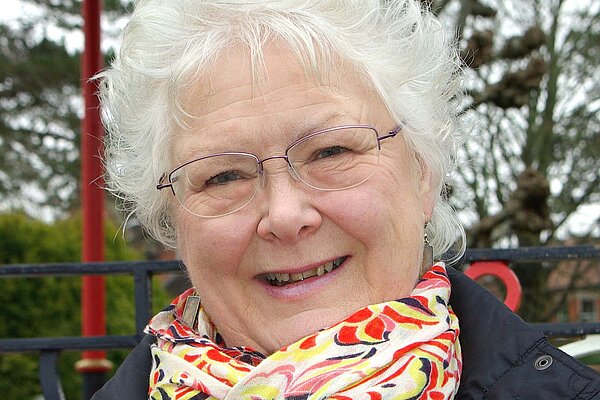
[{"xmin": 1, "ymin": 246, "xmax": 599, "ymax": 400}]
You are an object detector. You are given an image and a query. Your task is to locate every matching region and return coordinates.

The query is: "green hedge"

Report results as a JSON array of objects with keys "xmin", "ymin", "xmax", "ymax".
[{"xmin": 0, "ymin": 212, "xmax": 169, "ymax": 400}]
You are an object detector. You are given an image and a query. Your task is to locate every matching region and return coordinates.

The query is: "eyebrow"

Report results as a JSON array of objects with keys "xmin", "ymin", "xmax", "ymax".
[
  {"xmin": 178, "ymin": 110, "xmax": 353, "ymax": 163},
  {"xmin": 291, "ymin": 110, "xmax": 351, "ymax": 141}
]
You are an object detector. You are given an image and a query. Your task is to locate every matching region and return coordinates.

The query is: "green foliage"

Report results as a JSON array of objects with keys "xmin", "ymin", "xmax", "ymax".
[{"xmin": 0, "ymin": 212, "xmax": 164, "ymax": 400}]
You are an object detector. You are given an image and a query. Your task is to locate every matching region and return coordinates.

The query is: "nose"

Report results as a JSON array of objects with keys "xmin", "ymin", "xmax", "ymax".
[{"xmin": 256, "ymin": 161, "xmax": 322, "ymax": 243}]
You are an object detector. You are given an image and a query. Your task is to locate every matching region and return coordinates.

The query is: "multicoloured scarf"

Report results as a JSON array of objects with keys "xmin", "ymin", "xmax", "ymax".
[{"xmin": 146, "ymin": 264, "xmax": 462, "ymax": 399}]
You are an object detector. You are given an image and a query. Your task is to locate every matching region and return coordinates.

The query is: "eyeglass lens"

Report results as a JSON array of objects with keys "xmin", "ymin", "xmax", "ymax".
[{"xmin": 170, "ymin": 126, "xmax": 380, "ymax": 217}]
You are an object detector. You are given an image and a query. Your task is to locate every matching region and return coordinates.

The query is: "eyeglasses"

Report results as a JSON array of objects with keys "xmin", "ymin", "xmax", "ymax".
[{"xmin": 157, "ymin": 124, "xmax": 402, "ymax": 218}]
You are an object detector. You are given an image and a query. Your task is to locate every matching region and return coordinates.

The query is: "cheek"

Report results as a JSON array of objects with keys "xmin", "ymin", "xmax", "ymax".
[
  {"xmin": 320, "ymin": 170, "xmax": 425, "ymax": 272},
  {"xmin": 318, "ymin": 189, "xmax": 392, "ymax": 252},
  {"xmin": 176, "ymin": 211, "xmax": 253, "ymax": 278},
  {"xmin": 317, "ymin": 190, "xmax": 378, "ymax": 244},
  {"xmin": 327, "ymin": 176, "xmax": 422, "ymax": 231}
]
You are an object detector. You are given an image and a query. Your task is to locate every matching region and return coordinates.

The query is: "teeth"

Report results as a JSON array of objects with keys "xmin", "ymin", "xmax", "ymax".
[
  {"xmin": 265, "ymin": 257, "xmax": 346, "ymax": 286},
  {"xmin": 290, "ymin": 273, "xmax": 304, "ymax": 281},
  {"xmin": 303, "ymin": 269, "xmax": 316, "ymax": 279}
]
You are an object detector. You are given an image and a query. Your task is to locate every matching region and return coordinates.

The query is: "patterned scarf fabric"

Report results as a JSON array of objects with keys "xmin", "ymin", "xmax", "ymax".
[{"xmin": 146, "ymin": 264, "xmax": 462, "ymax": 399}]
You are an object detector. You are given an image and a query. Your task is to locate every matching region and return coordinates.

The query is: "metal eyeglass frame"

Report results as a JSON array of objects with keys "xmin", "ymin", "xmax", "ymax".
[{"xmin": 156, "ymin": 124, "xmax": 402, "ymax": 215}]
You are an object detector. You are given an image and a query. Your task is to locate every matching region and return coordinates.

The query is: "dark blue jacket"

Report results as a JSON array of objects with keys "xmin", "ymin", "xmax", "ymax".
[{"xmin": 92, "ymin": 268, "xmax": 600, "ymax": 399}]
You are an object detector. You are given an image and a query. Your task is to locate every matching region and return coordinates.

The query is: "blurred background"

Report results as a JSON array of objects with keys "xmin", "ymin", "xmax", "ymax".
[{"xmin": 0, "ymin": 0, "xmax": 598, "ymax": 398}]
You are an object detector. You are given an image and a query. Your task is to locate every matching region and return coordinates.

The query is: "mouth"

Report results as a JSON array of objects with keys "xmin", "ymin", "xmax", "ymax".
[{"xmin": 262, "ymin": 256, "xmax": 348, "ymax": 287}]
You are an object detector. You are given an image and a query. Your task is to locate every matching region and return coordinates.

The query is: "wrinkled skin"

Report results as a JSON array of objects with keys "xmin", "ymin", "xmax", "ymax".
[{"xmin": 171, "ymin": 43, "xmax": 435, "ymax": 355}]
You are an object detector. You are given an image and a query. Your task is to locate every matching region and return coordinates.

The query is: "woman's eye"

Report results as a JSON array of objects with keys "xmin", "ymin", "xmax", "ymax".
[
  {"xmin": 206, "ymin": 171, "xmax": 243, "ymax": 186},
  {"xmin": 314, "ymin": 146, "xmax": 349, "ymax": 159}
]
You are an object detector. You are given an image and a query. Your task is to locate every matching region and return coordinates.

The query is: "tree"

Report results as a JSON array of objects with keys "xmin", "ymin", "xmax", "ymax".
[
  {"xmin": 0, "ymin": 0, "xmax": 133, "ymax": 217},
  {"xmin": 0, "ymin": 22, "xmax": 81, "ymax": 214},
  {"xmin": 430, "ymin": 0, "xmax": 599, "ymax": 320}
]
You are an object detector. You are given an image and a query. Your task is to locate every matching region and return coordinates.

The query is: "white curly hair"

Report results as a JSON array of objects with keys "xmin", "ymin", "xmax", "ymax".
[{"xmin": 98, "ymin": 0, "xmax": 466, "ymax": 263}]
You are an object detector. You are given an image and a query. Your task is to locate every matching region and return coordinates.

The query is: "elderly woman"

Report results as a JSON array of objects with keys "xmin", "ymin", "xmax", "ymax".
[{"xmin": 92, "ymin": 0, "xmax": 599, "ymax": 399}]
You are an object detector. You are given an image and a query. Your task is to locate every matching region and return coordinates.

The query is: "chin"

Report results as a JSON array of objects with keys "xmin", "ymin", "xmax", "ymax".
[{"xmin": 260, "ymin": 306, "xmax": 357, "ymax": 354}]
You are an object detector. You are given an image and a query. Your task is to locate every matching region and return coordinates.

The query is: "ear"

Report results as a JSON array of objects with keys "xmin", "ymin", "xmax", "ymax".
[{"xmin": 416, "ymin": 155, "xmax": 437, "ymax": 222}]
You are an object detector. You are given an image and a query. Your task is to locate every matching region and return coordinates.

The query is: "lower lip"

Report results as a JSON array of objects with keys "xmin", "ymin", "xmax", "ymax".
[{"xmin": 257, "ymin": 258, "xmax": 347, "ymax": 301}]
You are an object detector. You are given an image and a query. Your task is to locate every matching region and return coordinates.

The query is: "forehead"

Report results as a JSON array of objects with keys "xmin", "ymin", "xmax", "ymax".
[
  {"xmin": 178, "ymin": 42, "xmax": 365, "ymax": 115},
  {"xmin": 172, "ymin": 43, "xmax": 385, "ymax": 160}
]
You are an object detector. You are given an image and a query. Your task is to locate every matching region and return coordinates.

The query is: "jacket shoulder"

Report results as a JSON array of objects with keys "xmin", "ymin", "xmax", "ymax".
[
  {"xmin": 485, "ymin": 339, "xmax": 600, "ymax": 399},
  {"xmin": 91, "ymin": 334, "xmax": 155, "ymax": 400},
  {"xmin": 447, "ymin": 267, "xmax": 600, "ymax": 399}
]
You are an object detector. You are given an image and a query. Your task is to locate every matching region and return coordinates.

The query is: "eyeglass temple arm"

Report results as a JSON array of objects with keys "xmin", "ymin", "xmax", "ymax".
[
  {"xmin": 156, "ymin": 173, "xmax": 172, "ymax": 190},
  {"xmin": 377, "ymin": 125, "xmax": 403, "ymax": 142}
]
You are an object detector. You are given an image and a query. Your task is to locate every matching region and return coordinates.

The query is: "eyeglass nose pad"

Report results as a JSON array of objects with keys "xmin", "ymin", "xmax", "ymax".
[{"xmin": 258, "ymin": 169, "xmax": 267, "ymax": 189}]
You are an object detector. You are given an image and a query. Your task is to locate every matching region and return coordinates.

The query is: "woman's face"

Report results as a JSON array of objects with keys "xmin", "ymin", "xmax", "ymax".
[{"xmin": 172, "ymin": 44, "xmax": 436, "ymax": 355}]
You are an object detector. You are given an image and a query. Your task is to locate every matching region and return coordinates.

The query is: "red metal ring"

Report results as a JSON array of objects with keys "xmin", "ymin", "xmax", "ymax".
[{"xmin": 464, "ymin": 261, "xmax": 522, "ymax": 312}]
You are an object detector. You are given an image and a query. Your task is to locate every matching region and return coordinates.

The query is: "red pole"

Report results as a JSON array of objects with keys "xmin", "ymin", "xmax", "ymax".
[{"xmin": 75, "ymin": 0, "xmax": 111, "ymax": 397}]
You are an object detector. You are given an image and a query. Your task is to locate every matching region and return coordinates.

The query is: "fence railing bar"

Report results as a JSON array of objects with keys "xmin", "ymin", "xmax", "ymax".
[
  {"xmin": 0, "ymin": 335, "xmax": 140, "ymax": 353},
  {"xmin": 2, "ymin": 322, "xmax": 598, "ymax": 355},
  {"xmin": 39, "ymin": 350, "xmax": 66, "ymax": 400},
  {"xmin": 532, "ymin": 322, "xmax": 600, "ymax": 337},
  {"xmin": 0, "ymin": 260, "xmax": 183, "ymax": 277},
  {"xmin": 134, "ymin": 268, "xmax": 153, "ymax": 338},
  {"xmin": 462, "ymin": 246, "xmax": 600, "ymax": 263},
  {"xmin": 1, "ymin": 246, "xmax": 598, "ymax": 277}
]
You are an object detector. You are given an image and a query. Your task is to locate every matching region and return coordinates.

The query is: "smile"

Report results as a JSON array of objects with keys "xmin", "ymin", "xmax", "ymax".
[{"xmin": 264, "ymin": 256, "xmax": 348, "ymax": 287}]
